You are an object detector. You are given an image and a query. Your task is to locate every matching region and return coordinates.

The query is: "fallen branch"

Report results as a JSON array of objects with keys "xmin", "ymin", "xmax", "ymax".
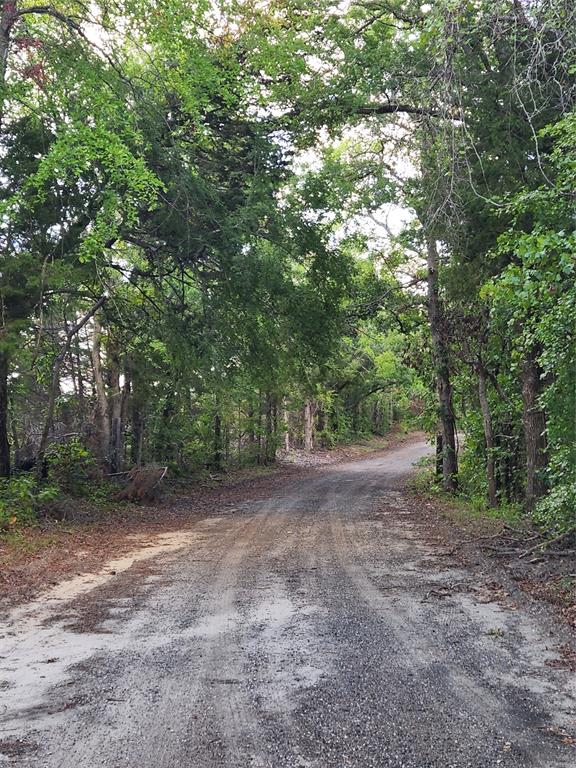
[
  {"xmin": 519, "ymin": 528, "xmax": 576, "ymax": 559},
  {"xmin": 481, "ymin": 546, "xmax": 523, "ymax": 555},
  {"xmin": 538, "ymin": 550, "xmax": 576, "ymax": 558}
]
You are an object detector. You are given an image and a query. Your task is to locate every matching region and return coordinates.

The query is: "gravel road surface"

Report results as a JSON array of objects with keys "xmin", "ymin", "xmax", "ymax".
[{"xmin": 1, "ymin": 438, "xmax": 575, "ymax": 767}]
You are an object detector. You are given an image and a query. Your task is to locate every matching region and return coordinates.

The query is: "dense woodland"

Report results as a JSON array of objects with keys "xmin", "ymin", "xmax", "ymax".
[{"xmin": 0, "ymin": 0, "xmax": 574, "ymax": 534}]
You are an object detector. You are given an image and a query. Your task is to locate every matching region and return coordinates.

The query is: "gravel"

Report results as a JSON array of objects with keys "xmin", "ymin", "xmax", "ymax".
[{"xmin": 1, "ymin": 438, "xmax": 575, "ymax": 767}]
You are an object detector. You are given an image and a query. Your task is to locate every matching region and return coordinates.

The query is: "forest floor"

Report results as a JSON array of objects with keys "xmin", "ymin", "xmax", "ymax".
[{"xmin": 1, "ymin": 435, "xmax": 575, "ymax": 766}]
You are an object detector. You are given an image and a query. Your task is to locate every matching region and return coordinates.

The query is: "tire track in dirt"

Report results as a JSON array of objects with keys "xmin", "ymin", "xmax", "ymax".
[{"xmin": 1, "ymin": 437, "xmax": 575, "ymax": 767}]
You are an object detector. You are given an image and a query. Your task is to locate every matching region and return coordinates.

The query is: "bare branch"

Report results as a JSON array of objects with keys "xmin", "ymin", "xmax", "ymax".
[{"xmin": 356, "ymin": 103, "xmax": 441, "ymax": 118}]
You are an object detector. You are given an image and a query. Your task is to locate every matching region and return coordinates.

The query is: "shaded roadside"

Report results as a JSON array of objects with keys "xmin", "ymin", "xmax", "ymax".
[{"xmin": 407, "ymin": 485, "xmax": 576, "ymax": 638}]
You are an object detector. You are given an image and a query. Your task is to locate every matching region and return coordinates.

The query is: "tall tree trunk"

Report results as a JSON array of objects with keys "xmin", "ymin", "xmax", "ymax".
[
  {"xmin": 282, "ymin": 404, "xmax": 290, "ymax": 451},
  {"xmin": 236, "ymin": 404, "xmax": 243, "ymax": 463},
  {"xmin": 435, "ymin": 434, "xmax": 443, "ymax": 479},
  {"xmin": 224, "ymin": 421, "xmax": 231, "ymax": 465},
  {"xmin": 107, "ymin": 337, "xmax": 123, "ymax": 474},
  {"xmin": 303, "ymin": 400, "xmax": 314, "ymax": 452},
  {"xmin": 316, "ymin": 405, "xmax": 325, "ymax": 439},
  {"xmin": 38, "ymin": 298, "xmax": 107, "ymax": 472},
  {"xmin": 0, "ymin": 349, "xmax": 10, "ymax": 477},
  {"xmin": 158, "ymin": 395, "xmax": 175, "ymax": 464},
  {"xmin": 247, "ymin": 404, "xmax": 256, "ymax": 459},
  {"xmin": 128, "ymin": 366, "xmax": 143, "ymax": 467},
  {"xmin": 0, "ymin": 3, "xmax": 16, "ymax": 127},
  {"xmin": 212, "ymin": 411, "xmax": 223, "ymax": 471},
  {"xmin": 91, "ymin": 314, "xmax": 110, "ymax": 466},
  {"xmin": 477, "ymin": 364, "xmax": 498, "ymax": 508},
  {"xmin": 120, "ymin": 369, "xmax": 131, "ymax": 446},
  {"xmin": 500, "ymin": 421, "xmax": 519, "ymax": 503},
  {"xmin": 69, "ymin": 330, "xmax": 79, "ymax": 400},
  {"xmin": 74, "ymin": 334, "xmax": 86, "ymax": 417},
  {"xmin": 522, "ymin": 349, "xmax": 549, "ymax": 513},
  {"xmin": 262, "ymin": 393, "xmax": 275, "ymax": 465},
  {"xmin": 0, "ymin": 0, "xmax": 9, "ymax": 476},
  {"xmin": 256, "ymin": 392, "xmax": 263, "ymax": 464},
  {"xmin": 131, "ymin": 401, "xmax": 144, "ymax": 467},
  {"xmin": 10, "ymin": 399, "xmax": 20, "ymax": 470},
  {"xmin": 426, "ymin": 236, "xmax": 458, "ymax": 490}
]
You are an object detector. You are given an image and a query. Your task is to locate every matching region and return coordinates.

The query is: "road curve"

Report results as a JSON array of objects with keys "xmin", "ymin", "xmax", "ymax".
[{"xmin": 1, "ymin": 438, "xmax": 575, "ymax": 767}]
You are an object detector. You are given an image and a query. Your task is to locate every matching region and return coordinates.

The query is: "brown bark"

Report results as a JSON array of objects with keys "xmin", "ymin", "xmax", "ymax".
[
  {"xmin": 131, "ymin": 387, "xmax": 145, "ymax": 468},
  {"xmin": 477, "ymin": 364, "xmax": 498, "ymax": 508},
  {"xmin": 91, "ymin": 314, "xmax": 110, "ymax": 466},
  {"xmin": 303, "ymin": 400, "xmax": 315, "ymax": 452},
  {"xmin": 356, "ymin": 103, "xmax": 441, "ymax": 118},
  {"xmin": 256, "ymin": 394, "xmax": 263, "ymax": 464},
  {"xmin": 426, "ymin": 236, "xmax": 458, "ymax": 490},
  {"xmin": 131, "ymin": 403, "xmax": 144, "ymax": 466},
  {"xmin": 0, "ymin": 349, "xmax": 10, "ymax": 477},
  {"xmin": 522, "ymin": 349, "xmax": 549, "ymax": 513},
  {"xmin": 127, "ymin": 361, "xmax": 145, "ymax": 466},
  {"xmin": 435, "ymin": 434, "xmax": 443, "ymax": 479},
  {"xmin": 158, "ymin": 395, "xmax": 175, "ymax": 464},
  {"xmin": 262, "ymin": 394, "xmax": 276, "ymax": 465},
  {"xmin": 212, "ymin": 411, "xmax": 223, "ymax": 471},
  {"xmin": 282, "ymin": 404, "xmax": 290, "ymax": 452},
  {"xmin": 74, "ymin": 334, "xmax": 86, "ymax": 415},
  {"xmin": 224, "ymin": 421, "xmax": 231, "ymax": 465},
  {"xmin": 107, "ymin": 336, "xmax": 124, "ymax": 473},
  {"xmin": 247, "ymin": 405, "xmax": 256, "ymax": 455}
]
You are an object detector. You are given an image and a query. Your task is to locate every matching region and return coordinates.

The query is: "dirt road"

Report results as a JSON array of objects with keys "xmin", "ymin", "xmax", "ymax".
[{"xmin": 1, "ymin": 438, "xmax": 575, "ymax": 766}]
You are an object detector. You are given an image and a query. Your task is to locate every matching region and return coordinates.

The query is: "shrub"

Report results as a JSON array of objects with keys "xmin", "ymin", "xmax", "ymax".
[
  {"xmin": 533, "ymin": 483, "xmax": 576, "ymax": 535},
  {"xmin": 0, "ymin": 475, "xmax": 58, "ymax": 531},
  {"xmin": 45, "ymin": 438, "xmax": 98, "ymax": 495}
]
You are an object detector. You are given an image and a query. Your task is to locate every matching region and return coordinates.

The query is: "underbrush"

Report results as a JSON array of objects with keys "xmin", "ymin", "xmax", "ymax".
[
  {"xmin": 426, "ymin": 440, "xmax": 576, "ymax": 537},
  {"xmin": 410, "ymin": 457, "xmax": 524, "ymax": 532},
  {"xmin": 1, "ymin": 440, "xmax": 120, "ymax": 534},
  {"xmin": 532, "ymin": 483, "xmax": 576, "ymax": 536},
  {"xmin": 413, "ymin": 456, "xmax": 575, "ymax": 541},
  {"xmin": 0, "ymin": 475, "xmax": 59, "ymax": 531},
  {"xmin": 0, "ymin": 473, "xmax": 122, "ymax": 533}
]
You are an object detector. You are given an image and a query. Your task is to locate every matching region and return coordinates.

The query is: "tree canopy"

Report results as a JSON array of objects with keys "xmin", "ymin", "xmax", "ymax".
[{"xmin": 1, "ymin": 0, "xmax": 574, "ymax": 534}]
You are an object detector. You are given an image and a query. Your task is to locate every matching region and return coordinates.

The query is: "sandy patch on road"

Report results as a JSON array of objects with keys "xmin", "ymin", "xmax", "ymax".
[{"xmin": 0, "ymin": 530, "xmax": 196, "ymax": 726}]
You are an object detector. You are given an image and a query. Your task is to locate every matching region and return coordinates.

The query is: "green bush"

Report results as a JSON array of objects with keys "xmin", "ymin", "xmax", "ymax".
[
  {"xmin": 0, "ymin": 475, "xmax": 58, "ymax": 531},
  {"xmin": 45, "ymin": 438, "xmax": 98, "ymax": 495},
  {"xmin": 456, "ymin": 444, "xmax": 490, "ymax": 502},
  {"xmin": 180, "ymin": 437, "xmax": 212, "ymax": 473},
  {"xmin": 533, "ymin": 483, "xmax": 576, "ymax": 535}
]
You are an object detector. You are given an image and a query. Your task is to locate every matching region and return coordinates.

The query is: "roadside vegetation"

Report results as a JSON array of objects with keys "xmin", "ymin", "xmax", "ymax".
[{"xmin": 0, "ymin": 1, "xmax": 574, "ymax": 549}]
